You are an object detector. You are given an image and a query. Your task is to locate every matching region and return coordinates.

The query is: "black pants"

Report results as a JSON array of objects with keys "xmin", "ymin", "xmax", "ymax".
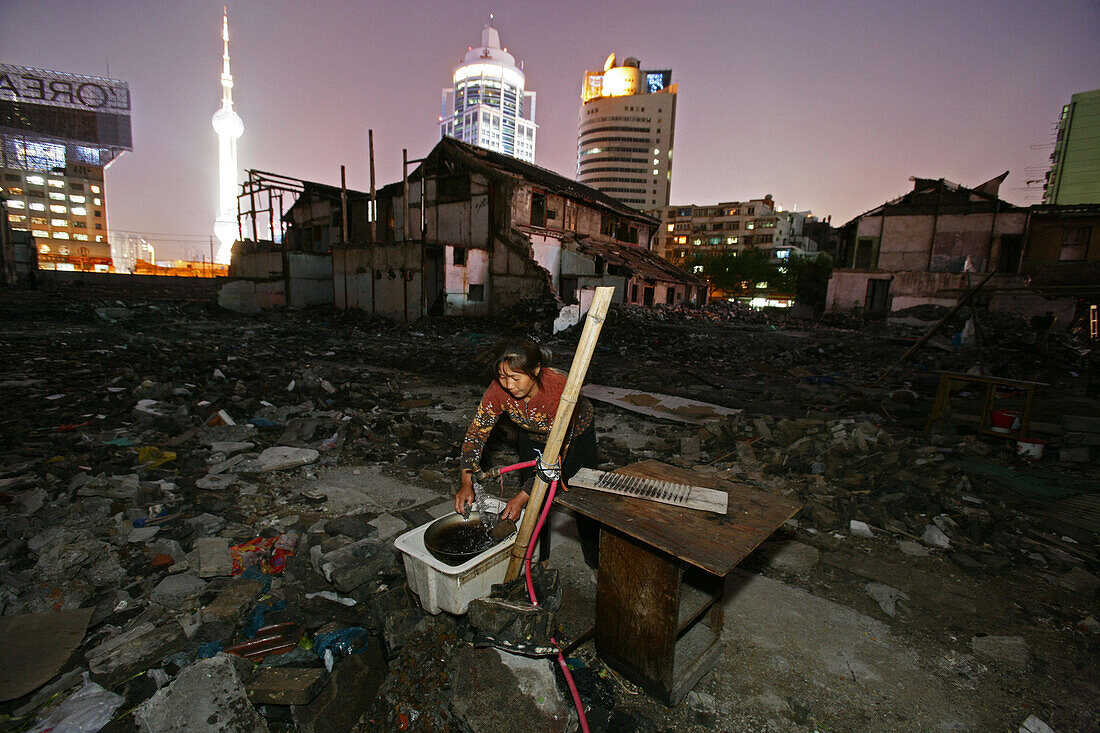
[{"xmin": 516, "ymin": 423, "xmax": 600, "ymax": 567}]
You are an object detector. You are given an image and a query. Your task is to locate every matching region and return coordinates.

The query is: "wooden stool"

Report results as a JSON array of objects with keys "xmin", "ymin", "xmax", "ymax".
[{"xmin": 925, "ymin": 371, "xmax": 1045, "ymax": 439}]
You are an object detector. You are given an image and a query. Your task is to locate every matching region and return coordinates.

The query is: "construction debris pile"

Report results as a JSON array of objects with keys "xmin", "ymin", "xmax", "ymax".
[{"xmin": 0, "ymin": 290, "xmax": 1096, "ymax": 733}]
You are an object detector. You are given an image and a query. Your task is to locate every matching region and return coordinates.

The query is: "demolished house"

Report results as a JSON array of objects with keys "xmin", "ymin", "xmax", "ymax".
[
  {"xmin": 826, "ymin": 174, "xmax": 1029, "ymax": 314},
  {"xmin": 223, "ymin": 138, "xmax": 707, "ymax": 323},
  {"xmin": 825, "ymin": 174, "xmax": 1097, "ymax": 329}
]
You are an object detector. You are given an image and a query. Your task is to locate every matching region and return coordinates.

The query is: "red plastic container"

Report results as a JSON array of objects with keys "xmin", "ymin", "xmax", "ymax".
[{"xmin": 990, "ymin": 410, "xmax": 1022, "ymax": 433}]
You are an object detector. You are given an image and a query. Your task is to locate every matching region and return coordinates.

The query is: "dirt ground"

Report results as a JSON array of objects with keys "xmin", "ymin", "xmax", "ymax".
[{"xmin": 0, "ymin": 288, "xmax": 1097, "ymax": 732}]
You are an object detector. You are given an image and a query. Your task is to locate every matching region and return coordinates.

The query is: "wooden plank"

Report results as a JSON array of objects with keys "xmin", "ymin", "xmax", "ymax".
[
  {"xmin": 595, "ymin": 528, "xmax": 680, "ymax": 696},
  {"xmin": 569, "ymin": 467, "xmax": 728, "ymax": 514},
  {"xmin": 557, "ymin": 460, "xmax": 801, "ymax": 576}
]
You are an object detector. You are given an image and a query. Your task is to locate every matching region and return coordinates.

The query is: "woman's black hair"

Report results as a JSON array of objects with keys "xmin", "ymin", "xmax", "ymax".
[{"xmin": 490, "ymin": 339, "xmax": 552, "ymax": 387}]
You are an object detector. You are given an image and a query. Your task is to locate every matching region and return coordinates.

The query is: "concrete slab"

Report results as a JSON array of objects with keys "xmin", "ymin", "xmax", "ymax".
[
  {"xmin": 302, "ymin": 466, "xmax": 438, "ymax": 515},
  {"xmin": 717, "ymin": 570, "xmax": 976, "ymax": 731}
]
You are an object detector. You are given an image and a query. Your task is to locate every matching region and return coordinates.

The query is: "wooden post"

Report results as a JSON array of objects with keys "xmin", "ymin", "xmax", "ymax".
[
  {"xmin": 369, "ymin": 129, "xmax": 377, "ymax": 243},
  {"xmin": 872, "ymin": 270, "xmax": 995, "ymax": 386},
  {"xmin": 505, "ymin": 286, "xmax": 615, "ymax": 581}
]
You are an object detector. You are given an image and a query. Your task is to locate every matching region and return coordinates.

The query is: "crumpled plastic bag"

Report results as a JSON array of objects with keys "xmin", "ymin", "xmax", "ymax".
[{"xmin": 29, "ymin": 673, "xmax": 124, "ymax": 733}]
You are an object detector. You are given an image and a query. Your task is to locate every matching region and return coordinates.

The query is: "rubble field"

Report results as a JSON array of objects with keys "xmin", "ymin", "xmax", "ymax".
[{"xmin": 0, "ymin": 288, "xmax": 1097, "ymax": 733}]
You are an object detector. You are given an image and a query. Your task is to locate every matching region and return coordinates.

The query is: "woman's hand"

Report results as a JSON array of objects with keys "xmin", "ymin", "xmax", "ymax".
[
  {"xmin": 501, "ymin": 490, "xmax": 529, "ymax": 522},
  {"xmin": 455, "ymin": 471, "xmax": 475, "ymax": 515},
  {"xmin": 454, "ymin": 485, "xmax": 475, "ymax": 515}
]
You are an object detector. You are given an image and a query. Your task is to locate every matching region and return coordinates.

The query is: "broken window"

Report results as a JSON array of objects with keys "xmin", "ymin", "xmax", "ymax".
[
  {"xmin": 1060, "ymin": 227, "xmax": 1090, "ymax": 261},
  {"xmin": 452, "ymin": 247, "xmax": 467, "ymax": 266},
  {"xmin": 997, "ymin": 235, "xmax": 1022, "ymax": 273},
  {"xmin": 531, "ymin": 192, "xmax": 547, "ymax": 228},
  {"xmin": 561, "ymin": 277, "xmax": 578, "ymax": 305},
  {"xmin": 437, "ymin": 174, "xmax": 471, "ymax": 203},
  {"xmin": 468, "ymin": 284, "xmax": 484, "ymax": 302},
  {"xmin": 854, "ymin": 237, "xmax": 878, "ymax": 269}
]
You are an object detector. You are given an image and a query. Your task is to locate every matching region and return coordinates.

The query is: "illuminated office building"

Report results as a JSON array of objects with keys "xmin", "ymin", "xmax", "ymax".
[
  {"xmin": 1043, "ymin": 88, "xmax": 1100, "ymax": 205},
  {"xmin": 0, "ymin": 63, "xmax": 132, "ymax": 271},
  {"xmin": 440, "ymin": 19, "xmax": 537, "ymax": 163},
  {"xmin": 577, "ymin": 54, "xmax": 676, "ymax": 210}
]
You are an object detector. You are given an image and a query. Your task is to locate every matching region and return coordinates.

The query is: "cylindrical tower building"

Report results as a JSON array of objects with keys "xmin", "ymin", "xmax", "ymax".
[
  {"xmin": 440, "ymin": 19, "xmax": 537, "ymax": 163},
  {"xmin": 577, "ymin": 54, "xmax": 676, "ymax": 211}
]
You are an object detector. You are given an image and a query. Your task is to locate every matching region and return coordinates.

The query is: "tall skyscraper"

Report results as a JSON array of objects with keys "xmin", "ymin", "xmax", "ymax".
[
  {"xmin": 211, "ymin": 7, "xmax": 243, "ymax": 264},
  {"xmin": 577, "ymin": 54, "xmax": 676, "ymax": 211},
  {"xmin": 440, "ymin": 18, "xmax": 537, "ymax": 163},
  {"xmin": 0, "ymin": 63, "xmax": 131, "ymax": 271},
  {"xmin": 1043, "ymin": 88, "xmax": 1100, "ymax": 205}
]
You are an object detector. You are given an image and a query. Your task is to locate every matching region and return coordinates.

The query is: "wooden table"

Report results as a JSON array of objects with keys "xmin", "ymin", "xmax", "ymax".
[
  {"xmin": 924, "ymin": 371, "xmax": 1046, "ymax": 439},
  {"xmin": 556, "ymin": 460, "xmax": 801, "ymax": 705}
]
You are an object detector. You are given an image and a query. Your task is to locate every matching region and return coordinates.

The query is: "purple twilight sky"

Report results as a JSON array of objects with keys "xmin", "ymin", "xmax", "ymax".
[{"xmin": 2, "ymin": 0, "xmax": 1098, "ymax": 260}]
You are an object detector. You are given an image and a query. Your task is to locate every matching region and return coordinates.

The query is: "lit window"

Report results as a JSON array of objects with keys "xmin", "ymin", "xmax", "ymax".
[
  {"xmin": 69, "ymin": 195, "xmax": 85, "ymax": 203},
  {"xmin": 666, "ymin": 224, "xmax": 674, "ymax": 232},
  {"xmin": 652, "ymin": 169, "xmax": 658, "ymax": 175},
  {"xmin": 653, "ymin": 148, "xmax": 660, "ymax": 154},
  {"xmin": 30, "ymin": 217, "xmax": 46, "ymax": 225},
  {"xmin": 53, "ymin": 232, "xmax": 70, "ymax": 239},
  {"xmin": 49, "ymin": 192, "xmax": 66, "ymax": 201},
  {"xmin": 32, "ymin": 229, "xmax": 49, "ymax": 238},
  {"xmin": 93, "ymin": 198, "xmax": 101, "ymax": 205},
  {"xmin": 59, "ymin": 246, "xmax": 70, "ymax": 255},
  {"xmin": 50, "ymin": 204, "xmax": 67, "ymax": 213},
  {"xmin": 71, "ymin": 206, "xmax": 87, "ymax": 216},
  {"xmin": 692, "ymin": 265, "xmax": 704, "ymax": 274},
  {"xmin": 7, "ymin": 187, "xmax": 22, "ymax": 195},
  {"xmin": 775, "ymin": 249, "xmax": 790, "ymax": 260},
  {"xmin": 27, "ymin": 175, "xmax": 44, "ymax": 185},
  {"xmin": 91, "ymin": 185, "xmax": 101, "ymax": 193},
  {"xmin": 38, "ymin": 243, "xmax": 51, "ymax": 253},
  {"xmin": 51, "ymin": 218, "xmax": 68, "ymax": 227},
  {"xmin": 95, "ymin": 235, "xmax": 104, "ymax": 242},
  {"xmin": 29, "ymin": 203, "xmax": 45, "ymax": 211},
  {"xmin": 8, "ymin": 214, "xmax": 26, "ymax": 223},
  {"xmin": 48, "ymin": 179, "xmax": 64, "ymax": 188},
  {"xmin": 756, "ymin": 281, "xmax": 768, "ymax": 289},
  {"xmin": 74, "ymin": 233, "xmax": 89, "ymax": 241},
  {"xmin": 726, "ymin": 236, "xmax": 738, "ymax": 245},
  {"xmin": 746, "ymin": 222, "xmax": 755, "ymax": 230},
  {"xmin": 8, "ymin": 200, "xmax": 25, "ymax": 209}
]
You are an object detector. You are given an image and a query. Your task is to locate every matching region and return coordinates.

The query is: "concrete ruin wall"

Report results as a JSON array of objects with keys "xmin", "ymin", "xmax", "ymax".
[
  {"xmin": 221, "ymin": 251, "xmax": 332, "ymax": 312},
  {"xmin": 825, "ymin": 270, "xmax": 1077, "ymax": 327},
  {"xmin": 443, "ymin": 245, "xmax": 489, "ymax": 317},
  {"xmin": 859, "ymin": 212, "xmax": 1027, "ymax": 273},
  {"xmin": 334, "ymin": 245, "xmax": 425, "ymax": 322}
]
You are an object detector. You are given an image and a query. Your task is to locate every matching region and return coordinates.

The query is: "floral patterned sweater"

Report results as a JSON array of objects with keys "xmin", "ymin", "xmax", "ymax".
[{"xmin": 460, "ymin": 367, "xmax": 594, "ymax": 473}]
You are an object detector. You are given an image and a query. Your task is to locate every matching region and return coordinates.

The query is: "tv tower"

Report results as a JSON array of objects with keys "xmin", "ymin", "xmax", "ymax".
[{"xmin": 211, "ymin": 7, "xmax": 243, "ymax": 264}]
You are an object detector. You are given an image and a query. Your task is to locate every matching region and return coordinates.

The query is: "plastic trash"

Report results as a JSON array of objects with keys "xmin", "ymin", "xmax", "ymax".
[
  {"xmin": 248, "ymin": 417, "xmax": 278, "ymax": 429},
  {"xmin": 29, "ymin": 673, "xmax": 124, "ymax": 733},
  {"xmin": 314, "ymin": 626, "xmax": 368, "ymax": 671},
  {"xmin": 135, "ymin": 446, "xmax": 176, "ymax": 469},
  {"xmin": 243, "ymin": 599, "xmax": 288, "ymax": 638},
  {"xmin": 196, "ymin": 641, "xmax": 225, "ymax": 659}
]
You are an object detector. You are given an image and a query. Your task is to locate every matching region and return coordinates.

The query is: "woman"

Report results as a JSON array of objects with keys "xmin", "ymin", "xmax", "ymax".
[{"xmin": 454, "ymin": 339, "xmax": 599, "ymax": 564}]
